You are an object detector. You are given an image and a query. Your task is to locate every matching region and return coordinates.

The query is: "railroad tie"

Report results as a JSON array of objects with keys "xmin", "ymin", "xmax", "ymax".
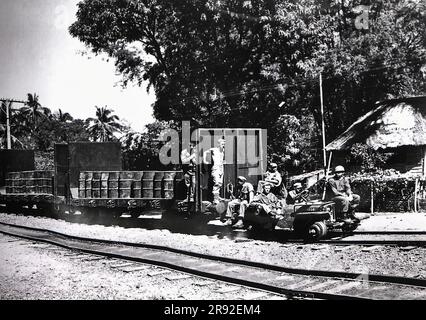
[
  {"xmin": 109, "ymin": 262, "xmax": 136, "ymax": 269},
  {"xmin": 81, "ymin": 256, "xmax": 107, "ymax": 262},
  {"xmin": 334, "ymin": 245, "xmax": 355, "ymax": 252},
  {"xmin": 142, "ymin": 252, "xmax": 163, "ymax": 258},
  {"xmin": 399, "ymin": 246, "xmax": 417, "ymax": 251},
  {"xmin": 243, "ymin": 291, "xmax": 271, "ymax": 300},
  {"xmin": 180, "ymin": 258, "xmax": 198, "ymax": 264},
  {"xmin": 67, "ymin": 254, "xmax": 91, "ymax": 260},
  {"xmin": 119, "ymin": 265, "xmax": 150, "ymax": 273},
  {"xmin": 361, "ymin": 245, "xmax": 382, "ymax": 252},
  {"xmin": 285, "ymin": 279, "xmax": 316, "ymax": 290},
  {"xmin": 279, "ymin": 244, "xmax": 295, "ymax": 248},
  {"xmin": 274, "ymin": 275, "xmax": 295, "ymax": 282},
  {"xmin": 303, "ymin": 280, "xmax": 340, "ymax": 292},
  {"xmin": 324, "ymin": 281, "xmax": 362, "ymax": 294},
  {"xmin": 311, "ymin": 245, "xmax": 329, "ymax": 250},
  {"xmin": 165, "ymin": 274, "xmax": 192, "ymax": 281},
  {"xmin": 225, "ymin": 266, "xmax": 241, "ymax": 273},
  {"xmin": 199, "ymin": 262, "xmax": 219, "ymax": 269},
  {"xmin": 147, "ymin": 270, "xmax": 172, "ymax": 277},
  {"xmin": 63, "ymin": 252, "xmax": 82, "ymax": 257},
  {"xmin": 194, "ymin": 280, "xmax": 215, "ymax": 287},
  {"xmin": 215, "ymin": 286, "xmax": 241, "ymax": 294},
  {"xmin": 26, "ymin": 243, "xmax": 50, "ymax": 248},
  {"xmin": 234, "ymin": 238, "xmax": 252, "ymax": 243}
]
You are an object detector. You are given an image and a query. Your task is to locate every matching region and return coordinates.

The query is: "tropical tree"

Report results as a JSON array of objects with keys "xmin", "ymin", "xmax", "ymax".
[
  {"xmin": 0, "ymin": 101, "xmax": 24, "ymax": 148},
  {"xmin": 21, "ymin": 93, "xmax": 51, "ymax": 132},
  {"xmin": 0, "ymin": 101, "xmax": 26, "ymax": 149},
  {"xmin": 49, "ymin": 108, "xmax": 74, "ymax": 142},
  {"xmin": 52, "ymin": 109, "xmax": 73, "ymax": 123},
  {"xmin": 87, "ymin": 106, "xmax": 124, "ymax": 142},
  {"xmin": 121, "ymin": 120, "xmax": 177, "ymax": 170},
  {"xmin": 70, "ymin": 0, "xmax": 426, "ymax": 174}
]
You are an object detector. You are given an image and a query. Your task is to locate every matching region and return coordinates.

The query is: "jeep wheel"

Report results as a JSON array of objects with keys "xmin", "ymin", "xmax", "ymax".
[{"xmin": 308, "ymin": 221, "xmax": 328, "ymax": 240}]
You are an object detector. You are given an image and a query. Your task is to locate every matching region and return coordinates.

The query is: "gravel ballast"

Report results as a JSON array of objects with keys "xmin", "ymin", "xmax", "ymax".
[
  {"xmin": 0, "ymin": 233, "xmax": 286, "ymax": 300},
  {"xmin": 0, "ymin": 213, "xmax": 425, "ymax": 281}
]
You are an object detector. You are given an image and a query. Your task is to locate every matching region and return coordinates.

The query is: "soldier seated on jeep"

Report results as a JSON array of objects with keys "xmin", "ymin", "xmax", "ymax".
[{"xmin": 250, "ymin": 183, "xmax": 283, "ymax": 216}]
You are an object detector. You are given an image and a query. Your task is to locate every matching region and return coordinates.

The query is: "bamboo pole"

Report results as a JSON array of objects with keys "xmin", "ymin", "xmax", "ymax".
[
  {"xmin": 423, "ymin": 146, "xmax": 426, "ymax": 177},
  {"xmin": 322, "ymin": 151, "xmax": 333, "ymax": 201},
  {"xmin": 414, "ymin": 178, "xmax": 418, "ymax": 213},
  {"xmin": 319, "ymin": 73, "xmax": 327, "ymax": 171}
]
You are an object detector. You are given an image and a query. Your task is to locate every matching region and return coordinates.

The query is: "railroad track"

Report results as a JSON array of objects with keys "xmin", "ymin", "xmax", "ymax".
[
  {"xmin": 2, "ymin": 208, "xmax": 426, "ymax": 247},
  {"xmin": 0, "ymin": 221, "xmax": 425, "ymax": 300},
  {"xmin": 2, "ymin": 206, "xmax": 426, "ymax": 247},
  {"xmin": 316, "ymin": 237, "xmax": 426, "ymax": 247},
  {"xmin": 243, "ymin": 230, "xmax": 426, "ymax": 247},
  {"xmin": 352, "ymin": 230, "xmax": 426, "ymax": 235}
]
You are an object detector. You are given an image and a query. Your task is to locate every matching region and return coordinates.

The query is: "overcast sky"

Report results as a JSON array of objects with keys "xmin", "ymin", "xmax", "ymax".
[{"xmin": 0, "ymin": 0, "xmax": 155, "ymax": 131}]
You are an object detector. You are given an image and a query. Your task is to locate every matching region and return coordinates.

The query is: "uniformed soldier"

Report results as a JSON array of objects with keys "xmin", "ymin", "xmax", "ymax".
[
  {"xmin": 251, "ymin": 183, "xmax": 283, "ymax": 216},
  {"xmin": 257, "ymin": 163, "xmax": 283, "ymax": 195},
  {"xmin": 226, "ymin": 176, "xmax": 255, "ymax": 227},
  {"xmin": 180, "ymin": 141, "xmax": 196, "ymax": 201},
  {"xmin": 325, "ymin": 165, "xmax": 360, "ymax": 221},
  {"xmin": 203, "ymin": 138, "xmax": 226, "ymax": 204},
  {"xmin": 286, "ymin": 182, "xmax": 306, "ymax": 204}
]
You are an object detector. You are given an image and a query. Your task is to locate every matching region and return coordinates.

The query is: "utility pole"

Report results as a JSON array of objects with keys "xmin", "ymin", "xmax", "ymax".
[
  {"xmin": 6, "ymin": 101, "xmax": 11, "ymax": 149},
  {"xmin": 319, "ymin": 74, "xmax": 327, "ymax": 172},
  {"xmin": 0, "ymin": 98, "xmax": 27, "ymax": 150}
]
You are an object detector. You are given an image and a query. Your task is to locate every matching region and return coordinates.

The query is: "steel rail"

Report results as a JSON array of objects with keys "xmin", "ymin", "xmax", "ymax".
[
  {"xmin": 352, "ymin": 230, "xmax": 426, "ymax": 235},
  {"xmin": 1, "ymin": 210, "xmax": 426, "ymax": 247},
  {"xmin": 0, "ymin": 221, "xmax": 425, "ymax": 300}
]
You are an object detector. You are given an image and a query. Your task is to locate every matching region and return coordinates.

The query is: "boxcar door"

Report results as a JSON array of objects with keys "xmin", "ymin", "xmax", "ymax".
[{"xmin": 195, "ymin": 128, "xmax": 266, "ymax": 212}]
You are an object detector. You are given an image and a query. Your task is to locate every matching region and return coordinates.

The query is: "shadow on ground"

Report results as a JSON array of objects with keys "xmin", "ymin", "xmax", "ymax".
[{"xmin": 1, "ymin": 206, "xmax": 344, "ymax": 243}]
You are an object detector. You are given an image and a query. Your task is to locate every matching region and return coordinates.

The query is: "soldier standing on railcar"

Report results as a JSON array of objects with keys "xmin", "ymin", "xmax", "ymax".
[
  {"xmin": 180, "ymin": 141, "xmax": 197, "ymax": 202},
  {"xmin": 203, "ymin": 138, "xmax": 226, "ymax": 204}
]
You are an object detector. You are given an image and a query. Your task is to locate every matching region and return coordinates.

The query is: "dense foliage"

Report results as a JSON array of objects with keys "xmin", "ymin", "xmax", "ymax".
[
  {"xmin": 347, "ymin": 143, "xmax": 392, "ymax": 172},
  {"xmin": 350, "ymin": 170, "xmax": 417, "ymax": 212},
  {"xmin": 121, "ymin": 120, "xmax": 178, "ymax": 170},
  {"xmin": 69, "ymin": 0, "xmax": 426, "ymax": 173}
]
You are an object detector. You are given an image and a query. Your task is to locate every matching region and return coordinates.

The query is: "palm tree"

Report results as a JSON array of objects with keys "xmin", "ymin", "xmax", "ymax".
[
  {"xmin": 21, "ymin": 93, "xmax": 51, "ymax": 131},
  {"xmin": 51, "ymin": 108, "xmax": 74, "ymax": 142},
  {"xmin": 0, "ymin": 101, "xmax": 24, "ymax": 148},
  {"xmin": 53, "ymin": 109, "xmax": 73, "ymax": 123},
  {"xmin": 87, "ymin": 106, "xmax": 124, "ymax": 142}
]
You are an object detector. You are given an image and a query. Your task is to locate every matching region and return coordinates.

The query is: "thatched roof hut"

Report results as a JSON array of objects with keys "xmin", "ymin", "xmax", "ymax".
[{"xmin": 326, "ymin": 96, "xmax": 426, "ymax": 151}]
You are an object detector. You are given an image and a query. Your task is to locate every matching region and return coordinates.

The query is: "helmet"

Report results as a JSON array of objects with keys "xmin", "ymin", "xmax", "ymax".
[
  {"xmin": 334, "ymin": 165, "xmax": 345, "ymax": 173},
  {"xmin": 237, "ymin": 176, "xmax": 246, "ymax": 182},
  {"xmin": 270, "ymin": 163, "xmax": 278, "ymax": 168}
]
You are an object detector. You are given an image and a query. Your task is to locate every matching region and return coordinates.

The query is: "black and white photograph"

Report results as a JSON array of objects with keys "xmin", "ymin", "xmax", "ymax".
[{"xmin": 1, "ymin": 0, "xmax": 426, "ymax": 308}]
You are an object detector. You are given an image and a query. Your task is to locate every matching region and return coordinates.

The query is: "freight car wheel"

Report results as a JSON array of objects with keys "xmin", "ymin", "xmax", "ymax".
[
  {"xmin": 292, "ymin": 221, "xmax": 308, "ymax": 237},
  {"xmin": 83, "ymin": 207, "xmax": 101, "ymax": 222},
  {"xmin": 307, "ymin": 221, "xmax": 328, "ymax": 241},
  {"xmin": 6, "ymin": 203, "xmax": 22, "ymax": 214},
  {"xmin": 37, "ymin": 204, "xmax": 57, "ymax": 217},
  {"xmin": 113, "ymin": 211, "xmax": 124, "ymax": 219}
]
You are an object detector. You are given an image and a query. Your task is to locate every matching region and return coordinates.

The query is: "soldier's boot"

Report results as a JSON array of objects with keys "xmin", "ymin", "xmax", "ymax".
[
  {"xmin": 232, "ymin": 219, "xmax": 246, "ymax": 229},
  {"xmin": 342, "ymin": 211, "xmax": 353, "ymax": 224}
]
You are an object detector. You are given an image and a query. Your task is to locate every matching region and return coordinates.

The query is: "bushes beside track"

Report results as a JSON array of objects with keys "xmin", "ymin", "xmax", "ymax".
[{"xmin": 349, "ymin": 171, "xmax": 418, "ymax": 212}]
